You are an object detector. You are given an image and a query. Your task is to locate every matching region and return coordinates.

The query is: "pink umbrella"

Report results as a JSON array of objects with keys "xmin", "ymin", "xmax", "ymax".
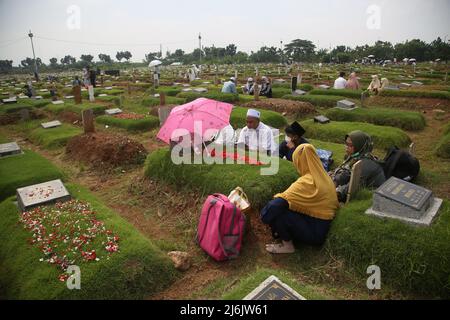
[{"xmin": 157, "ymin": 98, "xmax": 233, "ymax": 144}]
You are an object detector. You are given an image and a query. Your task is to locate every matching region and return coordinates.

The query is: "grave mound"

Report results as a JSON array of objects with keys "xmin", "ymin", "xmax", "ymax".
[
  {"xmin": 242, "ymin": 99, "xmax": 315, "ymax": 116},
  {"xmin": 66, "ymin": 132, "xmax": 148, "ymax": 168}
]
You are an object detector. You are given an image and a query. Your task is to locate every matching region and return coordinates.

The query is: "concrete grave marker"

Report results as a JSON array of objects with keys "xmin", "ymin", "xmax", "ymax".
[
  {"xmin": 0, "ymin": 142, "xmax": 22, "ymax": 158},
  {"xmin": 105, "ymin": 108, "xmax": 122, "ymax": 115},
  {"xmin": 51, "ymin": 100, "xmax": 64, "ymax": 105},
  {"xmin": 399, "ymin": 83, "xmax": 412, "ymax": 88},
  {"xmin": 384, "ymin": 85, "xmax": 400, "ymax": 91},
  {"xmin": 193, "ymin": 88, "xmax": 208, "ymax": 93},
  {"xmin": 16, "ymin": 179, "xmax": 71, "ymax": 212},
  {"xmin": 336, "ymin": 100, "xmax": 357, "ymax": 110},
  {"xmin": 318, "ymin": 85, "xmax": 330, "ymax": 90},
  {"xmin": 293, "ymin": 89, "xmax": 306, "ymax": 96},
  {"xmin": 243, "ymin": 276, "xmax": 306, "ymax": 300},
  {"xmin": 2, "ymin": 97, "xmax": 17, "ymax": 104},
  {"xmin": 411, "ymin": 81, "xmax": 423, "ymax": 87},
  {"xmin": 314, "ymin": 115, "xmax": 330, "ymax": 124},
  {"xmin": 34, "ymin": 96, "xmax": 43, "ymax": 100},
  {"xmin": 365, "ymin": 177, "xmax": 443, "ymax": 227},
  {"xmin": 182, "ymin": 88, "xmax": 193, "ymax": 92},
  {"xmin": 41, "ymin": 120, "xmax": 62, "ymax": 129},
  {"xmin": 65, "ymin": 95, "xmax": 75, "ymax": 99},
  {"xmin": 98, "ymin": 94, "xmax": 108, "ymax": 97}
]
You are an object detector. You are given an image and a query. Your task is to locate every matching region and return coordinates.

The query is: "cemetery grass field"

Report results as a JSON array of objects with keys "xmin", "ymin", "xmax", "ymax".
[{"xmin": 1, "ymin": 62, "xmax": 450, "ymax": 299}]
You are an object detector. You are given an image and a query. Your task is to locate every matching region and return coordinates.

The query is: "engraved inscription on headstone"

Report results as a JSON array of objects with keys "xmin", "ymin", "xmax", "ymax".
[
  {"xmin": 0, "ymin": 142, "xmax": 22, "ymax": 158},
  {"xmin": 41, "ymin": 120, "xmax": 62, "ymax": 129},
  {"xmin": 243, "ymin": 276, "xmax": 306, "ymax": 300},
  {"xmin": 16, "ymin": 179, "xmax": 71, "ymax": 212},
  {"xmin": 366, "ymin": 177, "xmax": 443, "ymax": 226}
]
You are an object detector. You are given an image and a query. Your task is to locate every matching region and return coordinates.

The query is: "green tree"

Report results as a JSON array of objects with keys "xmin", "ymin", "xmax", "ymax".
[
  {"xmin": 284, "ymin": 39, "xmax": 316, "ymax": 62},
  {"xmin": 98, "ymin": 54, "xmax": 112, "ymax": 63},
  {"xmin": 0, "ymin": 60, "xmax": 13, "ymax": 73}
]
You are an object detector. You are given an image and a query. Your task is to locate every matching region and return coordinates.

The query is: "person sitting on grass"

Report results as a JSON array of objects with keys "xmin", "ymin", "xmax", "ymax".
[
  {"xmin": 329, "ymin": 131, "xmax": 386, "ymax": 203},
  {"xmin": 259, "ymin": 76, "xmax": 272, "ymax": 98},
  {"xmin": 345, "ymin": 72, "xmax": 361, "ymax": 90},
  {"xmin": 237, "ymin": 109, "xmax": 277, "ymax": 156},
  {"xmin": 334, "ymin": 72, "xmax": 347, "ymax": 89},
  {"xmin": 222, "ymin": 77, "xmax": 237, "ymax": 94},
  {"xmin": 261, "ymin": 144, "xmax": 339, "ymax": 254},
  {"xmin": 380, "ymin": 77, "xmax": 389, "ymax": 91},
  {"xmin": 243, "ymin": 77, "xmax": 255, "ymax": 95},
  {"xmin": 367, "ymin": 75, "xmax": 381, "ymax": 95},
  {"xmin": 279, "ymin": 121, "xmax": 308, "ymax": 161}
]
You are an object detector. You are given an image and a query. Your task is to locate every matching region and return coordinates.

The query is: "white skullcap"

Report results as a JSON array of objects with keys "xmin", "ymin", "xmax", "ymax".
[
  {"xmin": 230, "ymin": 77, "xmax": 236, "ymax": 82},
  {"xmin": 247, "ymin": 109, "xmax": 261, "ymax": 119},
  {"xmin": 248, "ymin": 77, "xmax": 254, "ymax": 82}
]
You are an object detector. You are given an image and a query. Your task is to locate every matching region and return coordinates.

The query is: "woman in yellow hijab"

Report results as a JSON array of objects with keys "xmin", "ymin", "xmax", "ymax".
[{"xmin": 261, "ymin": 144, "xmax": 339, "ymax": 254}]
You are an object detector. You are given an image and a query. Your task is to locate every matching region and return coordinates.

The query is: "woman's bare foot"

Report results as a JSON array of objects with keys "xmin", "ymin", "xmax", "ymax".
[{"xmin": 265, "ymin": 240, "xmax": 295, "ymax": 254}]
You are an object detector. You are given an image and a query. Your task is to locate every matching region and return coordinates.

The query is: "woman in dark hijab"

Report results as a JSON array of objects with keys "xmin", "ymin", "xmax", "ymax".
[{"xmin": 330, "ymin": 130, "xmax": 386, "ymax": 203}]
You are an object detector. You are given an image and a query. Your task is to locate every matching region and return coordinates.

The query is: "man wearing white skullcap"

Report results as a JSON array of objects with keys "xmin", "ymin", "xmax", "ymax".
[
  {"xmin": 237, "ymin": 109, "xmax": 277, "ymax": 155},
  {"xmin": 243, "ymin": 77, "xmax": 255, "ymax": 95},
  {"xmin": 222, "ymin": 77, "xmax": 237, "ymax": 94}
]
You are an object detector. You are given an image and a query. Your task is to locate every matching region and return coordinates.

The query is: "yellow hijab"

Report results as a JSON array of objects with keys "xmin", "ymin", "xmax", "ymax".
[{"xmin": 274, "ymin": 144, "xmax": 339, "ymax": 220}]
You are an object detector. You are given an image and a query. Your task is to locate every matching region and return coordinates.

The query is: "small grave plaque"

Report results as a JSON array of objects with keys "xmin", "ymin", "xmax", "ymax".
[
  {"xmin": 98, "ymin": 94, "xmax": 108, "ymax": 97},
  {"xmin": 16, "ymin": 179, "xmax": 71, "ymax": 212},
  {"xmin": 293, "ymin": 89, "xmax": 306, "ymax": 96},
  {"xmin": 318, "ymin": 84, "xmax": 330, "ymax": 90},
  {"xmin": 41, "ymin": 120, "xmax": 62, "ymax": 129},
  {"xmin": 2, "ymin": 97, "xmax": 17, "ymax": 104},
  {"xmin": 337, "ymin": 99, "xmax": 357, "ymax": 110},
  {"xmin": 65, "ymin": 95, "xmax": 75, "ymax": 99},
  {"xmin": 51, "ymin": 100, "xmax": 64, "ymax": 105},
  {"xmin": 39, "ymin": 89, "xmax": 49, "ymax": 92},
  {"xmin": 366, "ymin": 177, "xmax": 443, "ymax": 226},
  {"xmin": 182, "ymin": 88, "xmax": 193, "ymax": 92},
  {"xmin": 411, "ymin": 81, "xmax": 423, "ymax": 86},
  {"xmin": 314, "ymin": 115, "xmax": 330, "ymax": 124},
  {"xmin": 0, "ymin": 142, "xmax": 22, "ymax": 158},
  {"xmin": 243, "ymin": 276, "xmax": 306, "ymax": 300},
  {"xmin": 399, "ymin": 83, "xmax": 412, "ymax": 88},
  {"xmin": 105, "ymin": 108, "xmax": 122, "ymax": 115},
  {"xmin": 34, "ymin": 96, "xmax": 43, "ymax": 100},
  {"xmin": 104, "ymin": 87, "xmax": 113, "ymax": 90},
  {"xmin": 273, "ymin": 79, "xmax": 286, "ymax": 84},
  {"xmin": 18, "ymin": 95, "xmax": 29, "ymax": 99},
  {"xmin": 193, "ymin": 88, "xmax": 208, "ymax": 93},
  {"xmin": 182, "ymin": 84, "xmax": 191, "ymax": 87}
]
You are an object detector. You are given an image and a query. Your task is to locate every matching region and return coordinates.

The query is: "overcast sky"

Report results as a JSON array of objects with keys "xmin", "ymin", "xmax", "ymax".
[{"xmin": 1, "ymin": 0, "xmax": 449, "ymax": 65}]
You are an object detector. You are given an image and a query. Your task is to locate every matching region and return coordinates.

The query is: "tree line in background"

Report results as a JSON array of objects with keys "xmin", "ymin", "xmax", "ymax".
[{"xmin": 1, "ymin": 38, "xmax": 449, "ymax": 74}]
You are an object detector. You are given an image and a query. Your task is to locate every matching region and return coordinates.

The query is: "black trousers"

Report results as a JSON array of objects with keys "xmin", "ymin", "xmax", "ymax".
[{"xmin": 260, "ymin": 198, "xmax": 332, "ymax": 246}]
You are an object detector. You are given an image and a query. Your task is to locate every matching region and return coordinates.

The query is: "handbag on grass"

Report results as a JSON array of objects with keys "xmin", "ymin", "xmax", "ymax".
[{"xmin": 228, "ymin": 187, "xmax": 251, "ymax": 212}]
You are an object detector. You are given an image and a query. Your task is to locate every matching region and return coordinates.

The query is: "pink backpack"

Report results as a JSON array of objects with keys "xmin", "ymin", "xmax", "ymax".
[{"xmin": 197, "ymin": 194, "xmax": 246, "ymax": 261}]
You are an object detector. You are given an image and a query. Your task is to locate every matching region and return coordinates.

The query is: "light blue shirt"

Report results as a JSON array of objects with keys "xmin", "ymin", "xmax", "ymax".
[{"xmin": 222, "ymin": 81, "xmax": 237, "ymax": 94}]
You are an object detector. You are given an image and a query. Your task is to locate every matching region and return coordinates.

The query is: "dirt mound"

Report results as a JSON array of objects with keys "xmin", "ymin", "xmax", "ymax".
[
  {"xmin": 57, "ymin": 111, "xmax": 82, "ymax": 125},
  {"xmin": 0, "ymin": 109, "xmax": 45, "ymax": 125},
  {"xmin": 66, "ymin": 132, "xmax": 148, "ymax": 169},
  {"xmin": 242, "ymin": 98, "xmax": 316, "ymax": 116}
]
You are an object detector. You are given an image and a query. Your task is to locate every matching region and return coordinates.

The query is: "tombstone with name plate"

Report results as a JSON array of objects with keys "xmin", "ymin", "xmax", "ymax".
[
  {"xmin": 16, "ymin": 179, "xmax": 71, "ymax": 212},
  {"xmin": 105, "ymin": 108, "xmax": 123, "ymax": 115},
  {"xmin": 41, "ymin": 120, "xmax": 62, "ymax": 129},
  {"xmin": 0, "ymin": 142, "xmax": 22, "ymax": 158},
  {"xmin": 243, "ymin": 276, "xmax": 306, "ymax": 300},
  {"xmin": 365, "ymin": 177, "xmax": 443, "ymax": 227},
  {"xmin": 336, "ymin": 99, "xmax": 357, "ymax": 110}
]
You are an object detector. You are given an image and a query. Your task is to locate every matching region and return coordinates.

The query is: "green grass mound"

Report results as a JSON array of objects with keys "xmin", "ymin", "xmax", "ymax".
[
  {"xmin": 301, "ymin": 119, "xmax": 411, "ymax": 149},
  {"xmin": 435, "ymin": 124, "xmax": 450, "ymax": 159},
  {"xmin": 0, "ymin": 184, "xmax": 177, "ymax": 299},
  {"xmin": 380, "ymin": 90, "xmax": 450, "ymax": 100},
  {"xmin": 326, "ymin": 190, "xmax": 450, "ymax": 298},
  {"xmin": 272, "ymin": 83, "xmax": 314, "ymax": 92},
  {"xmin": 144, "ymin": 148, "xmax": 297, "ymax": 209},
  {"xmin": 309, "ymin": 89, "xmax": 364, "ymax": 99},
  {"xmin": 96, "ymin": 115, "xmax": 160, "ymax": 132},
  {"xmin": 45, "ymin": 103, "xmax": 107, "ymax": 116},
  {"xmin": 324, "ymin": 107, "xmax": 426, "ymax": 131},
  {"xmin": 142, "ymin": 96, "xmax": 186, "ymax": 107},
  {"xmin": 221, "ymin": 268, "xmax": 331, "ymax": 300},
  {"xmin": 1, "ymin": 99, "xmax": 52, "ymax": 114},
  {"xmin": 28, "ymin": 124, "xmax": 82, "ymax": 149},
  {"xmin": 237, "ymin": 95, "xmax": 267, "ymax": 104},
  {"xmin": 272, "ymin": 88, "xmax": 293, "ymax": 98},
  {"xmin": 231, "ymin": 107, "xmax": 288, "ymax": 129},
  {"xmin": 283, "ymin": 94, "xmax": 347, "ymax": 108},
  {"xmin": 0, "ymin": 150, "xmax": 65, "ymax": 201},
  {"xmin": 176, "ymin": 92, "xmax": 239, "ymax": 103},
  {"xmin": 156, "ymin": 87, "xmax": 182, "ymax": 97},
  {"xmin": 96, "ymin": 95, "xmax": 121, "ymax": 106}
]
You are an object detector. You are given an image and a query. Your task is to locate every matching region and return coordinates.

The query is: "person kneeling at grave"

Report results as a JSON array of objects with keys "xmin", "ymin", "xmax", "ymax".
[
  {"xmin": 222, "ymin": 77, "xmax": 238, "ymax": 94},
  {"xmin": 261, "ymin": 144, "xmax": 339, "ymax": 254},
  {"xmin": 237, "ymin": 109, "xmax": 277, "ymax": 156},
  {"xmin": 279, "ymin": 121, "xmax": 308, "ymax": 161},
  {"xmin": 243, "ymin": 78, "xmax": 255, "ymax": 95},
  {"xmin": 329, "ymin": 131, "xmax": 386, "ymax": 203},
  {"xmin": 367, "ymin": 75, "xmax": 381, "ymax": 95},
  {"xmin": 259, "ymin": 76, "xmax": 273, "ymax": 98}
]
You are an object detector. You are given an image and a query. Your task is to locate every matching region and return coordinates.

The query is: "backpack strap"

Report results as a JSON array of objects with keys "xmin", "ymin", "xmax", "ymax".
[{"xmin": 197, "ymin": 197, "xmax": 223, "ymax": 244}]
